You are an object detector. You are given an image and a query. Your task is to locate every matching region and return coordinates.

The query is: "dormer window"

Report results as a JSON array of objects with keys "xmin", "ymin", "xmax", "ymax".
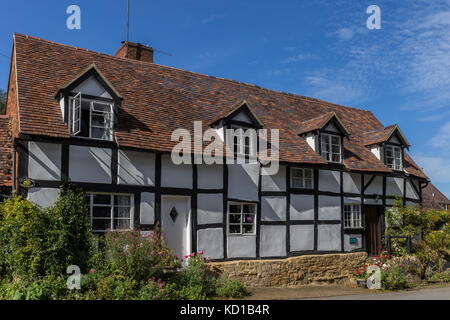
[
  {"xmin": 321, "ymin": 133, "xmax": 342, "ymax": 163},
  {"xmin": 231, "ymin": 126, "xmax": 256, "ymax": 158},
  {"xmin": 298, "ymin": 112, "xmax": 349, "ymax": 165},
  {"xmin": 69, "ymin": 93, "xmax": 114, "ymax": 141},
  {"xmin": 385, "ymin": 145, "xmax": 402, "ymax": 170},
  {"xmin": 55, "ymin": 64, "xmax": 123, "ymax": 142}
]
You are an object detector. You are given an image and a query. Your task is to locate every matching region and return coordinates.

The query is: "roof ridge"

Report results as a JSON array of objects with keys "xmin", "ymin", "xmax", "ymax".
[{"xmin": 14, "ymin": 32, "xmax": 374, "ymax": 115}]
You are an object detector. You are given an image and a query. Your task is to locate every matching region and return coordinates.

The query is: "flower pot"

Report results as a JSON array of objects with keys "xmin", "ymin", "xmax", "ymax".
[{"xmin": 356, "ymin": 279, "xmax": 367, "ymax": 288}]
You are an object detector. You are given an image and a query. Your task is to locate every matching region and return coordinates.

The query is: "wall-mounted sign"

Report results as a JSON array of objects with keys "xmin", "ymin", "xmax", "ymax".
[{"xmin": 350, "ymin": 237, "xmax": 357, "ymax": 244}]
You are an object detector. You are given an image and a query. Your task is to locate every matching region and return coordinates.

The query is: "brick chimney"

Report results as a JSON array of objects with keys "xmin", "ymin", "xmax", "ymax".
[{"xmin": 115, "ymin": 41, "xmax": 154, "ymax": 63}]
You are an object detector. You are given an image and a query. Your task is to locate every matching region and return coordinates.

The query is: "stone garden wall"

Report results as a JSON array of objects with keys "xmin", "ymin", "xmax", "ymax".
[{"xmin": 208, "ymin": 252, "xmax": 367, "ymax": 287}]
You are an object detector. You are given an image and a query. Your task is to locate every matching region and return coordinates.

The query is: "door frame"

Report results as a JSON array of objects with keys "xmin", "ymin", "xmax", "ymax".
[{"xmin": 161, "ymin": 195, "xmax": 192, "ymax": 258}]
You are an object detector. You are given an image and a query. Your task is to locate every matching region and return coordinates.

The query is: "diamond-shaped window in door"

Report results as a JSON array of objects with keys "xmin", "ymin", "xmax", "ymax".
[{"xmin": 169, "ymin": 207, "xmax": 178, "ymax": 223}]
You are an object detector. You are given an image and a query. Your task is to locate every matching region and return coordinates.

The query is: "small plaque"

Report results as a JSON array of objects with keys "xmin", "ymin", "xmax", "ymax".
[{"xmin": 350, "ymin": 237, "xmax": 357, "ymax": 244}]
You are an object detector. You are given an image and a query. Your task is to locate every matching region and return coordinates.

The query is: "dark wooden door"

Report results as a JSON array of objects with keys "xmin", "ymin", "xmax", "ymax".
[{"xmin": 365, "ymin": 206, "xmax": 379, "ymax": 256}]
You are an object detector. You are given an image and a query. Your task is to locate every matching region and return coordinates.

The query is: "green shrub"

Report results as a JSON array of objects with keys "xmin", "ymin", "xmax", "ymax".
[
  {"xmin": 102, "ymin": 227, "xmax": 181, "ymax": 283},
  {"xmin": 0, "ymin": 196, "xmax": 50, "ymax": 278},
  {"xmin": 0, "ymin": 275, "xmax": 70, "ymax": 300},
  {"xmin": 427, "ymin": 270, "xmax": 450, "ymax": 283},
  {"xmin": 381, "ymin": 266, "xmax": 416, "ymax": 290},
  {"xmin": 215, "ymin": 274, "xmax": 248, "ymax": 298},
  {"xmin": 45, "ymin": 183, "xmax": 93, "ymax": 275}
]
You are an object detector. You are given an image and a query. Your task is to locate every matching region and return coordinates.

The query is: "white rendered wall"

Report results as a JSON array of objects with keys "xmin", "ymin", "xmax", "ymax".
[
  {"xmin": 318, "ymin": 170, "xmax": 340, "ymax": 193},
  {"xmin": 227, "ymin": 163, "xmax": 259, "ymax": 201},
  {"xmin": 290, "ymin": 225, "xmax": 314, "ymax": 251},
  {"xmin": 306, "ymin": 134, "xmax": 316, "ymax": 151},
  {"xmin": 161, "ymin": 154, "xmax": 193, "ymax": 189},
  {"xmin": 290, "ymin": 194, "xmax": 314, "ymax": 220},
  {"xmin": 28, "ymin": 142, "xmax": 61, "ymax": 181},
  {"xmin": 405, "ymin": 180, "xmax": 419, "ymax": 199},
  {"xmin": 386, "ymin": 177, "xmax": 404, "ymax": 197},
  {"xmin": 343, "ymin": 173, "xmax": 361, "ymax": 194},
  {"xmin": 370, "ymin": 145, "xmax": 381, "ymax": 160},
  {"xmin": 140, "ymin": 192, "xmax": 155, "ymax": 225},
  {"xmin": 118, "ymin": 150, "xmax": 155, "ymax": 186},
  {"xmin": 227, "ymin": 236, "xmax": 256, "ymax": 258},
  {"xmin": 324, "ymin": 122, "xmax": 339, "ymax": 133},
  {"xmin": 344, "ymin": 234, "xmax": 362, "ymax": 252},
  {"xmin": 261, "ymin": 165, "xmax": 286, "ymax": 192},
  {"xmin": 69, "ymin": 146, "xmax": 112, "ymax": 183},
  {"xmin": 260, "ymin": 225, "xmax": 286, "ymax": 257},
  {"xmin": 406, "ymin": 201, "xmax": 419, "ymax": 207},
  {"xmin": 27, "ymin": 187, "xmax": 59, "ymax": 208},
  {"xmin": 261, "ymin": 196, "xmax": 286, "ymax": 221},
  {"xmin": 197, "ymin": 164, "xmax": 223, "ymax": 189},
  {"xmin": 364, "ymin": 175, "xmax": 383, "ymax": 195},
  {"xmin": 344, "ymin": 197, "xmax": 361, "ymax": 205},
  {"xmin": 197, "ymin": 228, "xmax": 224, "ymax": 260},
  {"xmin": 73, "ymin": 76, "xmax": 113, "ymax": 99},
  {"xmin": 197, "ymin": 193, "xmax": 223, "ymax": 224},
  {"xmin": 59, "ymin": 98, "xmax": 65, "ymax": 121},
  {"xmin": 318, "ymin": 224, "xmax": 341, "ymax": 251},
  {"xmin": 318, "ymin": 196, "xmax": 341, "ymax": 220}
]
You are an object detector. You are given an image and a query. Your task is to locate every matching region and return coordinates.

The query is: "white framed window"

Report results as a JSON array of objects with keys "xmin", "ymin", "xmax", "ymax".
[
  {"xmin": 228, "ymin": 202, "xmax": 257, "ymax": 235},
  {"xmin": 88, "ymin": 194, "xmax": 133, "ymax": 232},
  {"xmin": 69, "ymin": 95, "xmax": 114, "ymax": 141},
  {"xmin": 385, "ymin": 145, "xmax": 402, "ymax": 170},
  {"xmin": 344, "ymin": 204, "xmax": 362, "ymax": 228},
  {"xmin": 291, "ymin": 168, "xmax": 313, "ymax": 189},
  {"xmin": 231, "ymin": 126, "xmax": 256, "ymax": 158},
  {"xmin": 321, "ymin": 133, "xmax": 341, "ymax": 163}
]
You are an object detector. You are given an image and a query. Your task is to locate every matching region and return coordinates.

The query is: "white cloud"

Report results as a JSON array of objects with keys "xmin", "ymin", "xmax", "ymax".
[
  {"xmin": 413, "ymin": 154, "xmax": 450, "ymax": 184},
  {"xmin": 281, "ymin": 53, "xmax": 316, "ymax": 64},
  {"xmin": 335, "ymin": 27, "xmax": 354, "ymax": 40},
  {"xmin": 430, "ymin": 122, "xmax": 450, "ymax": 148}
]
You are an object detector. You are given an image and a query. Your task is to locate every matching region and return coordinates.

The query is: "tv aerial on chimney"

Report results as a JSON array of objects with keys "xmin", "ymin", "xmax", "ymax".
[{"xmin": 126, "ymin": 0, "xmax": 172, "ymax": 57}]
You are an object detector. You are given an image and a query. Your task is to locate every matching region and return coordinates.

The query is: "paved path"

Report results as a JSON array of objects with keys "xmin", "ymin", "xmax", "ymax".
[
  {"xmin": 245, "ymin": 284, "xmax": 450, "ymax": 300},
  {"xmin": 321, "ymin": 285, "xmax": 450, "ymax": 300}
]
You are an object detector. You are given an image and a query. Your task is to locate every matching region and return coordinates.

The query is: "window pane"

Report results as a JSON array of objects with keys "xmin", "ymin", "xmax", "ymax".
[
  {"xmin": 92, "ymin": 102, "xmax": 111, "ymax": 113},
  {"xmin": 244, "ymin": 214, "xmax": 255, "ymax": 224},
  {"xmin": 331, "ymin": 136, "xmax": 340, "ymax": 145},
  {"xmin": 229, "ymin": 214, "xmax": 241, "ymax": 224},
  {"xmin": 304, "ymin": 169, "xmax": 312, "ymax": 179},
  {"xmin": 114, "ymin": 219, "xmax": 130, "ymax": 230},
  {"xmin": 93, "ymin": 194, "xmax": 111, "ymax": 205},
  {"xmin": 229, "ymin": 204, "xmax": 241, "ymax": 214},
  {"xmin": 91, "ymin": 127, "xmax": 106, "ymax": 139},
  {"xmin": 229, "ymin": 225, "xmax": 241, "ymax": 234},
  {"xmin": 92, "ymin": 219, "xmax": 111, "ymax": 231},
  {"xmin": 115, "ymin": 195, "xmax": 130, "ymax": 207},
  {"xmin": 243, "ymin": 204, "xmax": 255, "ymax": 213},
  {"xmin": 304, "ymin": 179, "xmax": 313, "ymax": 189},
  {"xmin": 332, "ymin": 153, "xmax": 341, "ymax": 163},
  {"xmin": 332, "ymin": 145, "xmax": 340, "ymax": 154},
  {"xmin": 93, "ymin": 206, "xmax": 111, "ymax": 218},
  {"xmin": 243, "ymin": 224, "xmax": 255, "ymax": 234},
  {"xmin": 114, "ymin": 207, "xmax": 130, "ymax": 218}
]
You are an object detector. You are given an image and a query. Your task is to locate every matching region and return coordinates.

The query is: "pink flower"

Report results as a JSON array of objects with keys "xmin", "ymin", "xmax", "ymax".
[
  {"xmin": 90, "ymin": 269, "xmax": 95, "ymax": 273},
  {"xmin": 158, "ymin": 251, "xmax": 163, "ymax": 255},
  {"xmin": 198, "ymin": 250, "xmax": 204, "ymax": 255}
]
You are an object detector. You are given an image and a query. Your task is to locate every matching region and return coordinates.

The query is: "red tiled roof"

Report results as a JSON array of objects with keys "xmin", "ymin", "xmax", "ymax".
[
  {"xmin": 363, "ymin": 124, "xmax": 410, "ymax": 147},
  {"xmin": 298, "ymin": 112, "xmax": 349, "ymax": 136},
  {"xmin": 422, "ymin": 183, "xmax": 450, "ymax": 210},
  {"xmin": 11, "ymin": 33, "xmax": 427, "ymax": 179},
  {"xmin": 0, "ymin": 116, "xmax": 12, "ymax": 187}
]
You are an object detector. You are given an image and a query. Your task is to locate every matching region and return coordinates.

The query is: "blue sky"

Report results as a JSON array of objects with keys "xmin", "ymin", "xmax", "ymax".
[{"xmin": 1, "ymin": 0, "xmax": 449, "ymax": 196}]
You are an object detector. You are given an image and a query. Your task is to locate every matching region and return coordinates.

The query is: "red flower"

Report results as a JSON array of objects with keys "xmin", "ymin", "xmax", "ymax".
[{"xmin": 376, "ymin": 255, "xmax": 380, "ymax": 259}]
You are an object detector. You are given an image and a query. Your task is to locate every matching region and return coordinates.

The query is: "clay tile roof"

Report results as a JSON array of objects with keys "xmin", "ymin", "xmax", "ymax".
[
  {"xmin": 363, "ymin": 124, "xmax": 410, "ymax": 147},
  {"xmin": 0, "ymin": 116, "xmax": 12, "ymax": 187},
  {"xmin": 298, "ymin": 112, "xmax": 349, "ymax": 136},
  {"xmin": 209, "ymin": 99, "xmax": 264, "ymax": 127},
  {"xmin": 10, "ymin": 33, "xmax": 427, "ymax": 178},
  {"xmin": 422, "ymin": 183, "xmax": 450, "ymax": 210}
]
